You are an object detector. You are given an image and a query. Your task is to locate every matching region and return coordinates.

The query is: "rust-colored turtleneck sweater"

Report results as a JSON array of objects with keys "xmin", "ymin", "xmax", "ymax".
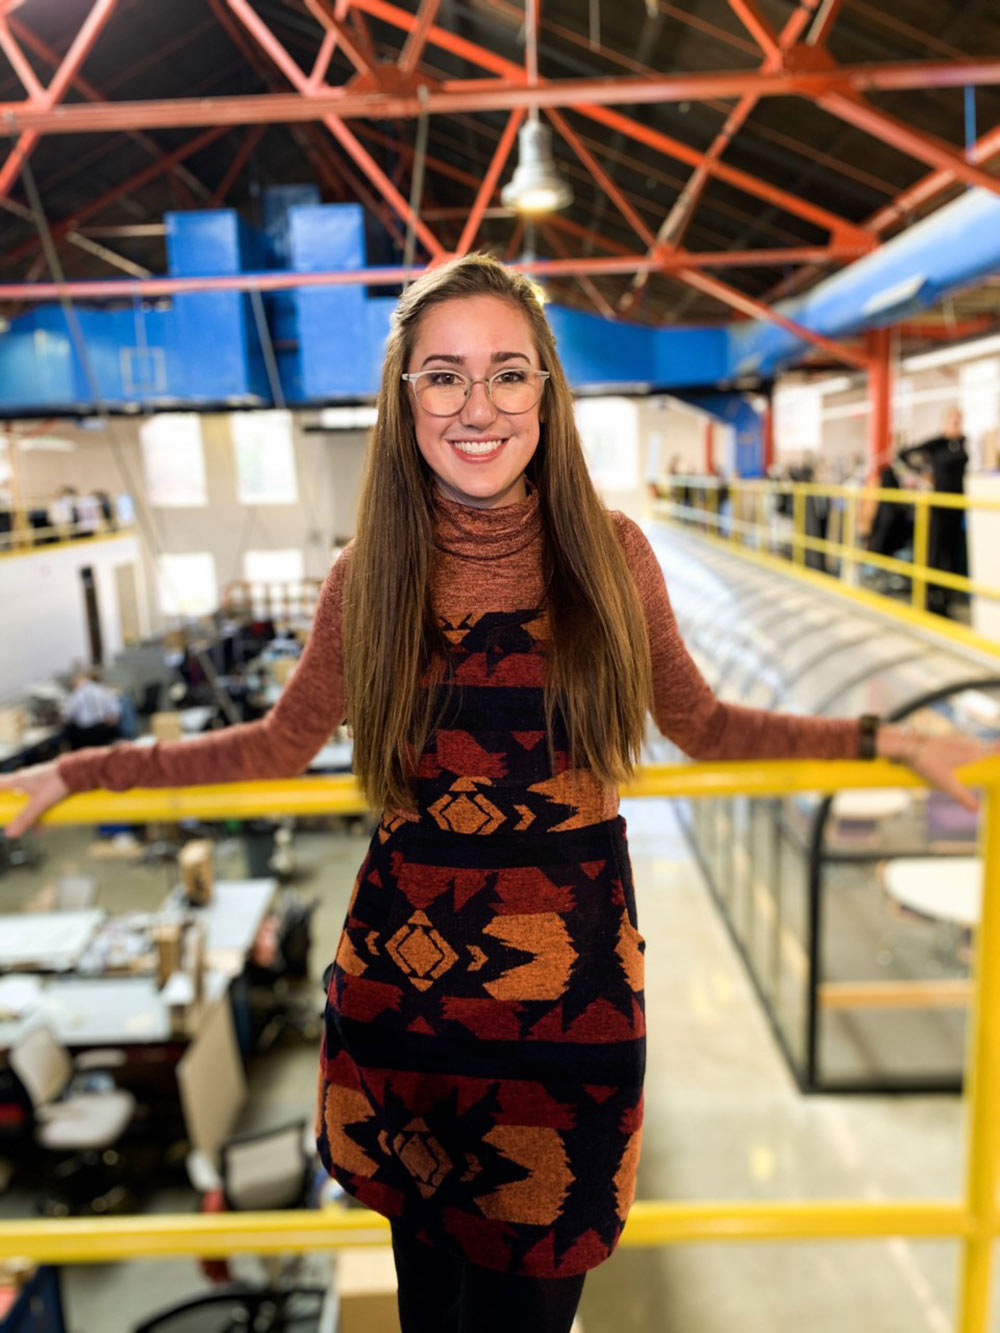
[{"xmin": 58, "ymin": 488, "xmax": 861, "ymax": 800}]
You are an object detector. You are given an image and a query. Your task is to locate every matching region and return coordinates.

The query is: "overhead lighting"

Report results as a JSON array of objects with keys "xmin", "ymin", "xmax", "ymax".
[{"xmin": 501, "ymin": 118, "xmax": 572, "ymax": 216}]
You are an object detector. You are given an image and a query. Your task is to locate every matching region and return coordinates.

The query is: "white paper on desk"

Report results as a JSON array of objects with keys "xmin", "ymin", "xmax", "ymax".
[
  {"xmin": 0, "ymin": 974, "xmax": 43, "ymax": 1017},
  {"xmin": 161, "ymin": 971, "xmax": 196, "ymax": 1006}
]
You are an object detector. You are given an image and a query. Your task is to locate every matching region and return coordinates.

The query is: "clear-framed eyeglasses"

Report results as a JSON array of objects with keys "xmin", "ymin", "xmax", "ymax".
[{"xmin": 401, "ymin": 367, "xmax": 550, "ymax": 417}]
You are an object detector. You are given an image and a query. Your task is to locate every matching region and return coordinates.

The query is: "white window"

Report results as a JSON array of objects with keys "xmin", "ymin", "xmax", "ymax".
[
  {"xmin": 156, "ymin": 552, "xmax": 217, "ymax": 618},
  {"xmin": 231, "ymin": 411, "xmax": 298, "ymax": 505},
  {"xmin": 243, "ymin": 549, "xmax": 304, "ymax": 585},
  {"xmin": 575, "ymin": 396, "xmax": 639, "ymax": 493},
  {"xmin": 141, "ymin": 414, "xmax": 207, "ymax": 507}
]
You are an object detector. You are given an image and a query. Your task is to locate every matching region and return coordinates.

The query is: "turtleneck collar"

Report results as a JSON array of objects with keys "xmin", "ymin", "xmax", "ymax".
[{"xmin": 432, "ymin": 480, "xmax": 542, "ymax": 560}]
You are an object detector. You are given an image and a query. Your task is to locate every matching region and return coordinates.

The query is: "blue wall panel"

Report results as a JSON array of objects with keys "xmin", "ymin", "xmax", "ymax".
[
  {"xmin": 680, "ymin": 391, "xmax": 765, "ymax": 478},
  {"xmin": 165, "ymin": 210, "xmax": 269, "ymax": 403},
  {"xmin": 288, "ymin": 203, "xmax": 375, "ymax": 400}
]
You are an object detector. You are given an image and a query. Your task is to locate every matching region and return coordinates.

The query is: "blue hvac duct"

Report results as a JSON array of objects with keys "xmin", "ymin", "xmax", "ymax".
[
  {"xmin": 1, "ymin": 184, "xmax": 999, "ymax": 414},
  {"xmin": 728, "ymin": 185, "xmax": 1000, "ymax": 378}
]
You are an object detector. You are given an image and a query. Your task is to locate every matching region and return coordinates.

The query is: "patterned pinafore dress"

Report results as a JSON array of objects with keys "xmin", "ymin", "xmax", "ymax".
[{"xmin": 317, "ymin": 598, "xmax": 646, "ymax": 1279}]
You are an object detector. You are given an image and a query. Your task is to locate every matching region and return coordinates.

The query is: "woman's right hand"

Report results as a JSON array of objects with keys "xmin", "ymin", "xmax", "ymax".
[{"xmin": 0, "ymin": 761, "xmax": 70, "ymax": 838}]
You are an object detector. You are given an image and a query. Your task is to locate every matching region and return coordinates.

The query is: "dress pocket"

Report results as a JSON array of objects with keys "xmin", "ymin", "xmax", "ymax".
[{"xmin": 609, "ymin": 817, "xmax": 644, "ymax": 946}]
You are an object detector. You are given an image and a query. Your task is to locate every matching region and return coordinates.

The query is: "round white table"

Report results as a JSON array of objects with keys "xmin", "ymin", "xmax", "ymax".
[{"xmin": 882, "ymin": 856, "xmax": 982, "ymax": 930}]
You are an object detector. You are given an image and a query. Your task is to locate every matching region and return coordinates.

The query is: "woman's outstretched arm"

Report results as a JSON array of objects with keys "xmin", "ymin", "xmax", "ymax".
[
  {"xmin": 1, "ymin": 547, "xmax": 353, "ymax": 836},
  {"xmin": 612, "ymin": 514, "xmax": 994, "ymax": 809}
]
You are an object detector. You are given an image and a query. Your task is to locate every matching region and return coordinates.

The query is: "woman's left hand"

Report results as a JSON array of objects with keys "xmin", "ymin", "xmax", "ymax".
[{"xmin": 881, "ymin": 730, "xmax": 1000, "ymax": 813}]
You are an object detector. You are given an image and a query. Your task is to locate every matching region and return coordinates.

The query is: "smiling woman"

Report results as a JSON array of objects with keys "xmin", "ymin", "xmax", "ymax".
[
  {"xmin": 1, "ymin": 253, "xmax": 993, "ymax": 1333},
  {"xmin": 402, "ymin": 294, "xmax": 547, "ymax": 509}
]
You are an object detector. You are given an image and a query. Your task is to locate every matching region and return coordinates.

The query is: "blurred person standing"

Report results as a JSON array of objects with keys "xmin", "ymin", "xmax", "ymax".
[
  {"xmin": 47, "ymin": 486, "xmax": 78, "ymax": 539},
  {"xmin": 898, "ymin": 407, "xmax": 968, "ymax": 616},
  {"xmin": 62, "ymin": 668, "xmax": 121, "ymax": 750}
]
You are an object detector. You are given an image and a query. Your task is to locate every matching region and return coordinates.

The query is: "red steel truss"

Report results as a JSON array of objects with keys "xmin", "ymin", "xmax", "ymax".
[
  {"xmin": 0, "ymin": 0, "xmax": 117, "ymax": 201},
  {"xmin": 0, "ymin": 0, "xmax": 995, "ymax": 382},
  {"xmin": 2, "ymin": 60, "xmax": 999, "ymax": 135}
]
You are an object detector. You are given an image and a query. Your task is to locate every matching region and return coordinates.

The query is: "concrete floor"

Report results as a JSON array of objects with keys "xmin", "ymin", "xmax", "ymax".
[{"xmin": 0, "ymin": 801, "xmax": 990, "ymax": 1331}]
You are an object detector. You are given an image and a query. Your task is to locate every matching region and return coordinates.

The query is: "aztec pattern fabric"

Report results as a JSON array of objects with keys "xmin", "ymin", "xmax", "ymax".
[{"xmin": 317, "ymin": 605, "xmax": 646, "ymax": 1278}]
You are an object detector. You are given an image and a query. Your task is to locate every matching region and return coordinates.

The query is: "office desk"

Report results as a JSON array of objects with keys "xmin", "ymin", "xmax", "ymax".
[
  {"xmin": 309, "ymin": 740, "xmax": 353, "ymax": 772},
  {"xmin": 161, "ymin": 878, "xmax": 276, "ymax": 977},
  {"xmin": 0, "ymin": 971, "xmax": 230, "ymax": 1050},
  {"xmin": 0, "ymin": 910, "xmax": 105, "ymax": 973}
]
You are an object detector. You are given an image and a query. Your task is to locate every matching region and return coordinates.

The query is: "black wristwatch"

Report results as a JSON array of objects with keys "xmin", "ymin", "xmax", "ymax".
[{"xmin": 858, "ymin": 713, "xmax": 880, "ymax": 760}]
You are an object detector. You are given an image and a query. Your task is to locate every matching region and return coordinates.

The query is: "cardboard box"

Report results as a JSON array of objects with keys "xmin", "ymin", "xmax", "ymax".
[
  {"xmin": 336, "ymin": 1246, "xmax": 400, "ymax": 1333},
  {"xmin": 0, "ymin": 708, "xmax": 24, "ymax": 744},
  {"xmin": 151, "ymin": 711, "xmax": 183, "ymax": 742},
  {"xmin": 179, "ymin": 838, "xmax": 214, "ymax": 906}
]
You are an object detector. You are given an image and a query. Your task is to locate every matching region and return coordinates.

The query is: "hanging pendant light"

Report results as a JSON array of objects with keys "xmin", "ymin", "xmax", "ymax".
[{"xmin": 501, "ymin": 116, "xmax": 572, "ymax": 215}]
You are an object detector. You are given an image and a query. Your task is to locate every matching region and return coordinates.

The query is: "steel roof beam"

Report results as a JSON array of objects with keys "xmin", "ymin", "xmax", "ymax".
[
  {"xmin": 672, "ymin": 266, "xmax": 869, "ymax": 369},
  {"xmin": 223, "ymin": 0, "xmax": 444, "ymax": 257},
  {"xmin": 544, "ymin": 107, "xmax": 659, "ymax": 252},
  {"xmin": 819, "ymin": 89, "xmax": 1000, "ymax": 197},
  {"xmin": 301, "ymin": 0, "xmax": 375, "ymax": 83},
  {"xmin": 203, "ymin": 0, "xmax": 413, "ymax": 250},
  {"xmin": 0, "ymin": 243, "xmax": 878, "ymax": 302},
  {"xmin": 6, "ymin": 15, "xmax": 212, "ymax": 202},
  {"xmin": 0, "ymin": 0, "xmax": 117, "ymax": 202},
  {"xmin": 208, "ymin": 125, "xmax": 265, "ymax": 206},
  {"xmin": 620, "ymin": 0, "xmax": 823, "ymax": 315},
  {"xmin": 455, "ymin": 107, "xmax": 524, "ymax": 255},
  {"xmin": 4, "ymin": 59, "xmax": 1000, "ymax": 133},
  {"xmin": 726, "ymin": 0, "xmax": 782, "ymax": 62},
  {"xmin": 0, "ymin": 127, "xmax": 227, "ymax": 275},
  {"xmin": 398, "ymin": 0, "xmax": 442, "ymax": 78}
]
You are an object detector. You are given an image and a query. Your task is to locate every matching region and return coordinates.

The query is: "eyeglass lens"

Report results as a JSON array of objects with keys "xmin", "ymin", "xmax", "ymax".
[{"xmin": 414, "ymin": 370, "xmax": 544, "ymax": 415}]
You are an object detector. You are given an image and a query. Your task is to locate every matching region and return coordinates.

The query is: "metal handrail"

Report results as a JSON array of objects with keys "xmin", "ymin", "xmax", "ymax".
[
  {"xmin": 653, "ymin": 475, "xmax": 1000, "ymax": 625},
  {"xmin": 1, "ymin": 759, "xmax": 999, "ymax": 1330},
  {"xmin": 0, "ymin": 520, "xmax": 135, "ymax": 558}
]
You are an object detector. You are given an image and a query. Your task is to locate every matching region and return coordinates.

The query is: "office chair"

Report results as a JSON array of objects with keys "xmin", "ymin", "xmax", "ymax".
[
  {"xmin": 9, "ymin": 1024, "xmax": 136, "ymax": 1216},
  {"xmin": 131, "ymin": 1286, "xmax": 326, "ymax": 1333},
  {"xmin": 185, "ymin": 1120, "xmax": 319, "ymax": 1292},
  {"xmin": 186, "ymin": 1118, "xmax": 314, "ymax": 1215}
]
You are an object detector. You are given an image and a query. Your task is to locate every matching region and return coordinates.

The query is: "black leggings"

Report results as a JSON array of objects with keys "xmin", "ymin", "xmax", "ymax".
[{"xmin": 390, "ymin": 1223, "xmax": 585, "ymax": 1333}]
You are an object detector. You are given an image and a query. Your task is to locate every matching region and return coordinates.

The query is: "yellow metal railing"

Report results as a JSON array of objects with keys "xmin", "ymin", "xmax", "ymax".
[
  {"xmin": 0, "ymin": 517, "xmax": 136, "ymax": 559},
  {"xmin": 654, "ymin": 477, "xmax": 1000, "ymax": 639},
  {"xmin": 2, "ymin": 759, "xmax": 1000, "ymax": 1332}
]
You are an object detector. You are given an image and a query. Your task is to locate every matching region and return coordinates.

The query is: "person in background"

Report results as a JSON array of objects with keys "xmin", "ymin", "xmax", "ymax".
[
  {"xmin": 47, "ymin": 486, "xmax": 78, "ymax": 539},
  {"xmin": 866, "ymin": 461, "xmax": 914, "ymax": 561},
  {"xmin": 802, "ymin": 460, "xmax": 831, "ymax": 573},
  {"xmin": 61, "ymin": 668, "xmax": 121, "ymax": 750},
  {"xmin": 94, "ymin": 490, "xmax": 116, "ymax": 529},
  {"xmin": 75, "ymin": 490, "xmax": 102, "ymax": 537},
  {"xmin": 898, "ymin": 406, "xmax": 969, "ymax": 617}
]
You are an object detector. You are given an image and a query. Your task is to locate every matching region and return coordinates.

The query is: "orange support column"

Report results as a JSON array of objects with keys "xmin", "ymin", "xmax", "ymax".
[
  {"xmin": 867, "ymin": 326, "xmax": 893, "ymax": 472},
  {"xmin": 762, "ymin": 401, "xmax": 774, "ymax": 473}
]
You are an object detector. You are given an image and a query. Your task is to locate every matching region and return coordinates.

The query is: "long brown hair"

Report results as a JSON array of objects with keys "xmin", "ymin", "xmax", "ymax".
[{"xmin": 343, "ymin": 253, "xmax": 652, "ymax": 812}]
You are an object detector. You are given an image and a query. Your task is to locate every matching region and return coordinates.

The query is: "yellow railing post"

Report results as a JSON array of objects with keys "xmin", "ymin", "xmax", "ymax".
[
  {"xmin": 842, "ymin": 488, "xmax": 858, "ymax": 587},
  {"xmin": 792, "ymin": 485, "xmax": 806, "ymax": 565},
  {"xmin": 957, "ymin": 777, "xmax": 1000, "ymax": 1333},
  {"xmin": 911, "ymin": 495, "xmax": 930, "ymax": 612}
]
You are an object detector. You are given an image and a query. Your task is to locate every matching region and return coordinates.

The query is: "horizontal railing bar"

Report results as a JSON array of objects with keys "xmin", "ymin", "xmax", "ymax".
[
  {"xmin": 0, "ymin": 1201, "xmax": 974, "ymax": 1264},
  {"xmin": 3, "ymin": 761, "xmax": 998, "ymax": 827},
  {"xmin": 657, "ymin": 500, "xmax": 1000, "ymax": 600},
  {"xmin": 666, "ymin": 479, "xmax": 1000, "ymax": 512}
]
